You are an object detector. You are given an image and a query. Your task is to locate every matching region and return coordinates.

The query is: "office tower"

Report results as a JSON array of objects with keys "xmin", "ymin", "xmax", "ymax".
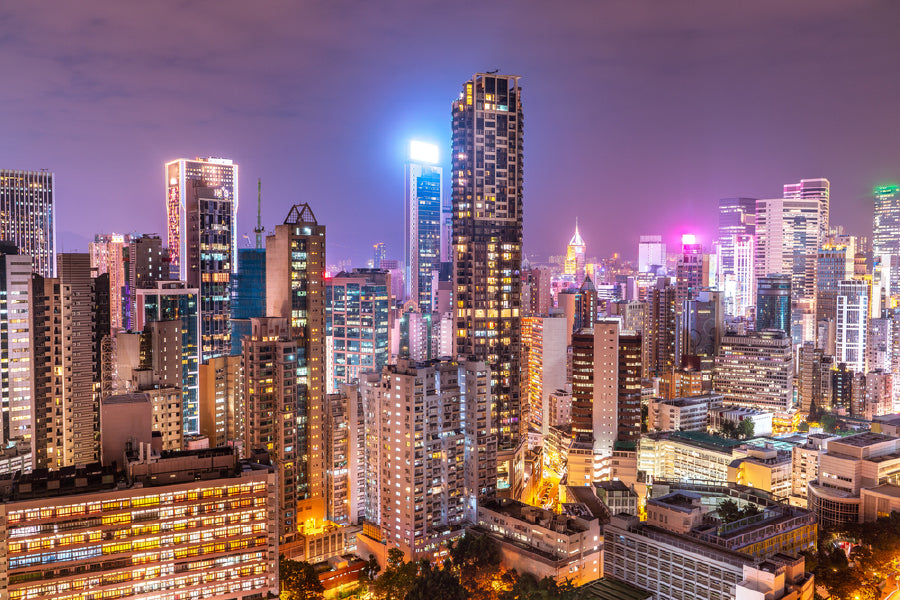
[
  {"xmin": 89, "ymin": 233, "xmax": 132, "ymax": 330},
  {"xmin": 648, "ymin": 277, "xmax": 677, "ymax": 376},
  {"xmin": 361, "ymin": 359, "xmax": 495, "ymax": 560},
  {"xmin": 373, "ymin": 242, "xmax": 387, "ymax": 268},
  {"xmin": 756, "ymin": 195, "xmax": 821, "ymax": 341},
  {"xmin": 231, "ymin": 247, "xmax": 266, "ymax": 355},
  {"xmin": 0, "ymin": 245, "xmax": 32, "ymax": 465},
  {"xmin": 405, "ymin": 141, "xmax": 442, "ymax": 311},
  {"xmin": 816, "ymin": 243, "xmax": 855, "ymax": 329},
  {"xmin": 122, "ymin": 234, "xmax": 169, "ymax": 330},
  {"xmin": 835, "ymin": 280, "xmax": 868, "ymax": 373},
  {"xmin": 242, "ymin": 317, "xmax": 302, "ymax": 540},
  {"xmin": 165, "ymin": 157, "xmax": 238, "ymax": 281},
  {"xmin": 679, "ymin": 290, "xmax": 723, "ymax": 377},
  {"xmin": 576, "ymin": 276, "xmax": 597, "ymax": 329},
  {"xmin": 638, "ymin": 235, "xmax": 666, "ymax": 274},
  {"xmin": 198, "ymin": 354, "xmax": 242, "ymax": 448},
  {"xmin": 326, "ymin": 268, "xmax": 391, "ymax": 392},
  {"xmin": 521, "ymin": 314, "xmax": 568, "ymax": 436},
  {"xmin": 324, "ymin": 384, "xmax": 363, "ymax": 526},
  {"xmin": 714, "ymin": 330, "xmax": 794, "ymax": 411},
  {"xmin": 867, "ymin": 317, "xmax": 892, "ymax": 373},
  {"xmin": 717, "ymin": 197, "xmax": 756, "ymax": 275},
  {"xmin": 135, "ymin": 281, "xmax": 201, "ymax": 435},
  {"xmin": 565, "ymin": 220, "xmax": 586, "ymax": 284},
  {"xmin": 784, "ymin": 177, "xmax": 830, "ymax": 240},
  {"xmin": 674, "ymin": 235, "xmax": 708, "ymax": 311},
  {"xmin": 723, "ymin": 233, "xmax": 755, "ymax": 318},
  {"xmin": 178, "ymin": 180, "xmax": 233, "ymax": 361},
  {"xmin": 874, "ymin": 184, "xmax": 900, "ymax": 296},
  {"xmin": 30, "ymin": 254, "xmax": 99, "ymax": 469},
  {"xmin": 798, "ymin": 342, "xmax": 828, "ymax": 414},
  {"xmin": 266, "ymin": 203, "xmax": 326, "ymax": 517},
  {"xmin": 451, "ymin": 72, "xmax": 523, "ymax": 475},
  {"xmin": 756, "ymin": 274, "xmax": 791, "ymax": 333},
  {"xmin": 0, "ymin": 169, "xmax": 55, "ymax": 278},
  {"xmin": 1, "ymin": 448, "xmax": 278, "ymax": 600},
  {"xmin": 522, "ymin": 266, "xmax": 551, "ymax": 317}
]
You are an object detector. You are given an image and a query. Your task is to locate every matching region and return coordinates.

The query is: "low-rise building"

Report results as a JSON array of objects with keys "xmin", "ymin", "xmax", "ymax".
[
  {"xmin": 789, "ymin": 434, "xmax": 837, "ymax": 508},
  {"xmin": 648, "ymin": 393, "xmax": 722, "ymax": 432},
  {"xmin": 728, "ymin": 445, "xmax": 792, "ymax": 500},
  {"xmin": 639, "ymin": 431, "xmax": 744, "ymax": 485},
  {"xmin": 709, "ymin": 405, "xmax": 774, "ymax": 437},
  {"xmin": 475, "ymin": 497, "xmax": 602, "ymax": 586},
  {"xmin": 808, "ymin": 432, "xmax": 900, "ymax": 527},
  {"xmin": 595, "ymin": 480, "xmax": 638, "ymax": 516}
]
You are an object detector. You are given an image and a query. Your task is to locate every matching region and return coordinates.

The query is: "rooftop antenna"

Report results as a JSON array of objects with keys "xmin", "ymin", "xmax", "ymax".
[{"xmin": 254, "ymin": 178, "xmax": 264, "ymax": 249}]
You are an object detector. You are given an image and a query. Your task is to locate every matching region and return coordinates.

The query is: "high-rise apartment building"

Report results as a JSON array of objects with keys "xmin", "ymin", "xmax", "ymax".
[
  {"xmin": 451, "ymin": 73, "xmax": 524, "ymax": 485},
  {"xmin": 714, "ymin": 330, "xmax": 794, "ymax": 411},
  {"xmin": 717, "ymin": 197, "xmax": 756, "ymax": 276},
  {"xmin": 0, "ymin": 169, "xmax": 55, "ymax": 278},
  {"xmin": 30, "ymin": 254, "xmax": 100, "ymax": 469},
  {"xmin": 874, "ymin": 184, "xmax": 900, "ymax": 296},
  {"xmin": 648, "ymin": 278, "xmax": 677, "ymax": 377},
  {"xmin": 756, "ymin": 274, "xmax": 792, "ymax": 333},
  {"xmin": 521, "ymin": 314, "xmax": 568, "ymax": 436},
  {"xmin": 816, "ymin": 243, "xmax": 855, "ymax": 328},
  {"xmin": 362, "ymin": 359, "xmax": 496, "ymax": 560},
  {"xmin": 165, "ymin": 157, "xmax": 238, "ymax": 280},
  {"xmin": 522, "ymin": 266, "xmax": 552, "ymax": 317},
  {"xmin": 0, "ymin": 245, "xmax": 32, "ymax": 463},
  {"xmin": 638, "ymin": 235, "xmax": 666, "ymax": 274},
  {"xmin": 405, "ymin": 141, "xmax": 442, "ymax": 311},
  {"xmin": 324, "ymin": 383, "xmax": 364, "ymax": 526},
  {"xmin": 198, "ymin": 354, "xmax": 242, "ymax": 448},
  {"xmin": 326, "ymin": 268, "xmax": 391, "ymax": 392},
  {"xmin": 835, "ymin": 280, "xmax": 868, "ymax": 373},
  {"xmin": 266, "ymin": 203, "xmax": 326, "ymax": 519},
  {"xmin": 136, "ymin": 281, "xmax": 201, "ymax": 435},
  {"xmin": 242, "ymin": 317, "xmax": 302, "ymax": 541}
]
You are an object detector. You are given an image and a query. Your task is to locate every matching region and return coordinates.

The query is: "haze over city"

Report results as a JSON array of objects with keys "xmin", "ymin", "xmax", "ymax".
[{"xmin": 2, "ymin": 0, "xmax": 899, "ymax": 264}]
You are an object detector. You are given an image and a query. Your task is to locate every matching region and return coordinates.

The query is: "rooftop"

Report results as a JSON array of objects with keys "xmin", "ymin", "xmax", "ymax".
[
  {"xmin": 479, "ymin": 496, "xmax": 590, "ymax": 534},
  {"xmin": 832, "ymin": 432, "xmax": 896, "ymax": 448},
  {"xmin": 576, "ymin": 577, "xmax": 652, "ymax": 600},
  {"xmin": 864, "ymin": 484, "xmax": 900, "ymax": 499}
]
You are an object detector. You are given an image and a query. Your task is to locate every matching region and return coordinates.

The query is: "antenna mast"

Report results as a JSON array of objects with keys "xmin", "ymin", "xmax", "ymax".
[{"xmin": 254, "ymin": 178, "xmax": 264, "ymax": 249}]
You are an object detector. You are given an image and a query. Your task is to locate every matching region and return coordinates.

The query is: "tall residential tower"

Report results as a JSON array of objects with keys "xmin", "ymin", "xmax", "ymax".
[{"xmin": 404, "ymin": 141, "xmax": 442, "ymax": 311}]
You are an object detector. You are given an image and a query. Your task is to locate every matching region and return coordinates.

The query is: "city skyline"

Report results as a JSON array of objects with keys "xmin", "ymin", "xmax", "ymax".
[{"xmin": 2, "ymin": 1, "xmax": 899, "ymax": 267}]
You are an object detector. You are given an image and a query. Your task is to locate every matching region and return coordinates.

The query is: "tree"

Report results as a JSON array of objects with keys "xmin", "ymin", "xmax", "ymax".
[
  {"xmin": 641, "ymin": 404, "xmax": 649, "ymax": 433},
  {"xmin": 820, "ymin": 413, "xmax": 839, "ymax": 433},
  {"xmin": 719, "ymin": 420, "xmax": 738, "ymax": 439},
  {"xmin": 449, "ymin": 533, "xmax": 503, "ymax": 598},
  {"xmin": 737, "ymin": 418, "xmax": 755, "ymax": 439},
  {"xmin": 717, "ymin": 499, "xmax": 742, "ymax": 523},
  {"xmin": 405, "ymin": 562, "xmax": 467, "ymax": 600},
  {"xmin": 280, "ymin": 555, "xmax": 324, "ymax": 600},
  {"xmin": 359, "ymin": 554, "xmax": 381, "ymax": 593},
  {"xmin": 372, "ymin": 548, "xmax": 418, "ymax": 600}
]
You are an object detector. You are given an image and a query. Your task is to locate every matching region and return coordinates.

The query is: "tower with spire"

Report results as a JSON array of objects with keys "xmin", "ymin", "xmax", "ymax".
[{"xmin": 565, "ymin": 218, "xmax": 586, "ymax": 284}]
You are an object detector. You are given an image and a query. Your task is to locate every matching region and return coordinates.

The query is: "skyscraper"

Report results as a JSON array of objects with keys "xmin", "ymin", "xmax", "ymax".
[
  {"xmin": 675, "ymin": 235, "xmax": 708, "ymax": 311},
  {"xmin": 326, "ymin": 268, "xmax": 391, "ymax": 392},
  {"xmin": 756, "ymin": 275, "xmax": 792, "ymax": 334},
  {"xmin": 89, "ymin": 233, "xmax": 132, "ymax": 330},
  {"xmin": 565, "ymin": 220, "xmax": 586, "ymax": 284},
  {"xmin": 405, "ymin": 141, "xmax": 442, "ymax": 311},
  {"xmin": 266, "ymin": 203, "xmax": 326, "ymax": 521},
  {"xmin": 873, "ymin": 184, "xmax": 900, "ymax": 296},
  {"xmin": 784, "ymin": 178, "xmax": 830, "ymax": 241},
  {"xmin": 717, "ymin": 197, "xmax": 756, "ymax": 276},
  {"xmin": 638, "ymin": 235, "xmax": 666, "ymax": 275},
  {"xmin": 835, "ymin": 280, "xmax": 868, "ymax": 373},
  {"xmin": 165, "ymin": 157, "xmax": 238, "ymax": 281},
  {"xmin": 0, "ymin": 169, "xmax": 55, "ymax": 278},
  {"xmin": 648, "ymin": 277, "xmax": 677, "ymax": 377},
  {"xmin": 231, "ymin": 247, "xmax": 266, "ymax": 355},
  {"xmin": 451, "ymin": 72, "xmax": 523, "ymax": 490}
]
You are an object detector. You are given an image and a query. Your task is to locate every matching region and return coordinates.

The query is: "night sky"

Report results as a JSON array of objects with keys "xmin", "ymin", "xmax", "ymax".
[{"xmin": 2, "ymin": 1, "xmax": 899, "ymax": 266}]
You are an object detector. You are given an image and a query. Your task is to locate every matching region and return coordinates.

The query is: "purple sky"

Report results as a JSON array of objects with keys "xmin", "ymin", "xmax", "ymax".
[{"xmin": 2, "ymin": 1, "xmax": 899, "ymax": 266}]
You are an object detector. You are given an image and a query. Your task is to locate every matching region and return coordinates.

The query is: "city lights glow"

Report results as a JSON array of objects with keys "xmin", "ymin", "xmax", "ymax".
[
  {"xmin": 410, "ymin": 140, "xmax": 439, "ymax": 164},
  {"xmin": 682, "ymin": 233, "xmax": 697, "ymax": 245}
]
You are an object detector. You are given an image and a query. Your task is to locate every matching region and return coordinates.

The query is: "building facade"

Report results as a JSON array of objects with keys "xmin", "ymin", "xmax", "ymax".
[
  {"xmin": 404, "ymin": 141, "xmax": 442, "ymax": 311},
  {"xmin": 0, "ymin": 169, "xmax": 55, "ymax": 278}
]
